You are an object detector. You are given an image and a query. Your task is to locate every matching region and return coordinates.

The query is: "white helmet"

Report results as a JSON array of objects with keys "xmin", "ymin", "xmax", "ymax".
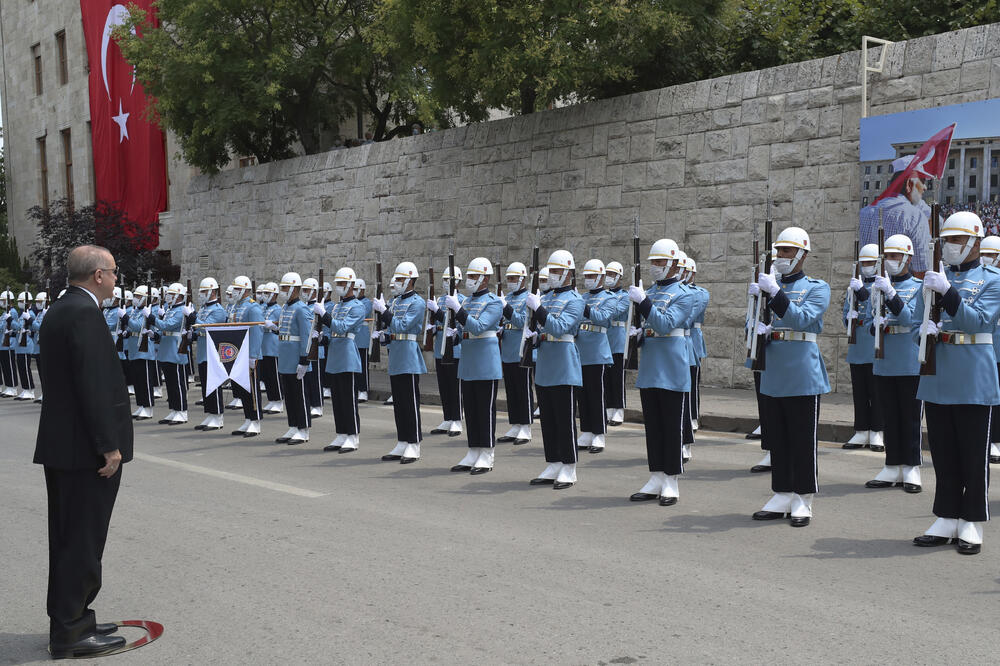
[
  {"xmin": 442, "ymin": 265, "xmax": 462, "ymax": 282},
  {"xmin": 582, "ymin": 259, "xmax": 605, "ymax": 276},
  {"xmin": 355, "ymin": 278, "xmax": 366, "ymax": 292},
  {"xmin": 333, "ymin": 267, "xmax": 356, "ymax": 298},
  {"xmin": 465, "ymin": 258, "xmax": 492, "ymax": 292},
  {"xmin": 941, "ymin": 211, "xmax": 984, "ymax": 238},
  {"xmin": 884, "ymin": 235, "xmax": 914, "ymax": 256},
  {"xmin": 280, "ymin": 272, "xmax": 302, "ymax": 288},
  {"xmin": 0, "ymin": 290, "xmax": 12, "ymax": 306},
  {"xmin": 200, "ymin": 277, "xmax": 219, "ymax": 291},
  {"xmin": 17, "ymin": 291, "xmax": 32, "ymax": 307},
  {"xmin": 133, "ymin": 285, "xmax": 149, "ymax": 307},
  {"xmin": 858, "ymin": 244, "xmax": 879, "ymax": 262},
  {"xmin": 150, "ymin": 287, "xmax": 161, "ymax": 303},
  {"xmin": 774, "ymin": 226, "xmax": 811, "ymax": 251},
  {"xmin": 688, "ymin": 260, "xmax": 697, "ymax": 273},
  {"xmin": 112, "ymin": 286, "xmax": 123, "ymax": 301},
  {"xmin": 980, "ymin": 236, "xmax": 1000, "ymax": 255},
  {"xmin": 648, "ymin": 239, "xmax": 680, "ymax": 263},
  {"xmin": 123, "ymin": 290, "xmax": 133, "ymax": 302},
  {"xmin": 675, "ymin": 251, "xmax": 689, "ymax": 274},
  {"xmin": 165, "ymin": 282, "xmax": 187, "ymax": 306},
  {"xmin": 322, "ymin": 281, "xmax": 333, "ymax": 299},
  {"xmin": 258, "ymin": 281, "xmax": 278, "ymax": 304},
  {"xmin": 392, "ymin": 261, "xmax": 419, "ymax": 296},
  {"xmin": 301, "ymin": 277, "xmax": 320, "ymax": 302},
  {"xmin": 538, "ymin": 266, "xmax": 551, "ymax": 292},
  {"xmin": 35, "ymin": 292, "xmax": 49, "ymax": 307},
  {"xmin": 505, "ymin": 262, "xmax": 527, "ymax": 278},
  {"xmin": 231, "ymin": 275, "xmax": 252, "ymax": 302},
  {"xmin": 604, "ymin": 260, "xmax": 624, "ymax": 288},
  {"xmin": 546, "ymin": 250, "xmax": 575, "ymax": 288}
]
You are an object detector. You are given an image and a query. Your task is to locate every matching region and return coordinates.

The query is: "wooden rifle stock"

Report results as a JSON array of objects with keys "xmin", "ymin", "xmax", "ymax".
[
  {"xmin": 847, "ymin": 240, "xmax": 860, "ymax": 345},
  {"xmin": 920, "ymin": 203, "xmax": 941, "ymax": 375},
  {"xmin": 750, "ymin": 212, "xmax": 773, "ymax": 371},
  {"xmin": 441, "ymin": 253, "xmax": 457, "ymax": 364},
  {"xmin": 369, "ymin": 262, "xmax": 382, "ymax": 363},
  {"xmin": 422, "ymin": 267, "xmax": 436, "ymax": 352},
  {"xmin": 519, "ymin": 245, "xmax": 541, "ymax": 368},
  {"xmin": 307, "ymin": 268, "xmax": 324, "ymax": 362},
  {"xmin": 625, "ymin": 233, "xmax": 640, "ymax": 370}
]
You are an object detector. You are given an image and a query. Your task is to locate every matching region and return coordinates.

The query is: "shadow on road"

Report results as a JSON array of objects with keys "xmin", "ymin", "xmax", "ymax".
[
  {"xmin": 802, "ymin": 537, "xmax": 946, "ymax": 559},
  {"xmin": 0, "ymin": 632, "xmax": 48, "ymax": 664},
  {"xmin": 654, "ymin": 512, "xmax": 777, "ymax": 533}
]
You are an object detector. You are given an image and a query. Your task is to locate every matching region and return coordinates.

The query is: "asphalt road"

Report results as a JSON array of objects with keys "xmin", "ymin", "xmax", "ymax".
[{"xmin": 3, "ymin": 393, "xmax": 1000, "ymax": 664}]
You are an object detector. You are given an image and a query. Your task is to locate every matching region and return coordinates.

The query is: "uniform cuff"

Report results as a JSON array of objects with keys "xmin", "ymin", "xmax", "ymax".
[
  {"xmin": 298, "ymin": 356, "xmax": 308, "ymax": 365},
  {"xmin": 583, "ymin": 304, "xmax": 591, "ymax": 318},
  {"xmin": 941, "ymin": 286, "xmax": 961, "ymax": 317},
  {"xmin": 887, "ymin": 294, "xmax": 903, "ymax": 316},
  {"xmin": 638, "ymin": 297, "xmax": 652, "ymax": 318},
  {"xmin": 856, "ymin": 286, "xmax": 870, "ymax": 302},
  {"xmin": 534, "ymin": 305, "xmax": 548, "ymax": 325},
  {"xmin": 380, "ymin": 311, "xmax": 393, "ymax": 326},
  {"xmin": 503, "ymin": 304, "xmax": 514, "ymax": 319},
  {"xmin": 455, "ymin": 308, "xmax": 469, "ymax": 325},
  {"xmin": 432, "ymin": 310, "xmax": 445, "ymax": 323},
  {"xmin": 769, "ymin": 290, "xmax": 790, "ymax": 317}
]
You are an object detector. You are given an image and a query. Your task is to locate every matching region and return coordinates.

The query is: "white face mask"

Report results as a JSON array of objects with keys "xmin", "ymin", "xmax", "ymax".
[
  {"xmin": 605, "ymin": 274, "xmax": 620, "ymax": 288},
  {"xmin": 981, "ymin": 255, "xmax": 1000, "ymax": 268},
  {"xmin": 942, "ymin": 238, "xmax": 973, "ymax": 267},
  {"xmin": 197, "ymin": 291, "xmax": 210, "ymax": 306},
  {"xmin": 101, "ymin": 298, "xmax": 113, "ymax": 308},
  {"xmin": 583, "ymin": 277, "xmax": 601, "ymax": 290},
  {"xmin": 390, "ymin": 280, "xmax": 405, "ymax": 297},
  {"xmin": 277, "ymin": 290, "xmax": 290, "ymax": 305},
  {"xmin": 133, "ymin": 297, "xmax": 144, "ymax": 308},
  {"xmin": 334, "ymin": 284, "xmax": 348, "ymax": 298},
  {"xmin": 859, "ymin": 265, "xmax": 876, "ymax": 278},
  {"xmin": 773, "ymin": 258, "xmax": 795, "ymax": 275},
  {"xmin": 649, "ymin": 264, "xmax": 669, "ymax": 282},
  {"xmin": 506, "ymin": 278, "xmax": 522, "ymax": 291},
  {"xmin": 539, "ymin": 280, "xmax": 550, "ymax": 293},
  {"xmin": 548, "ymin": 270, "xmax": 568, "ymax": 289},
  {"xmin": 885, "ymin": 258, "xmax": 906, "ymax": 276},
  {"xmin": 466, "ymin": 277, "xmax": 481, "ymax": 292}
]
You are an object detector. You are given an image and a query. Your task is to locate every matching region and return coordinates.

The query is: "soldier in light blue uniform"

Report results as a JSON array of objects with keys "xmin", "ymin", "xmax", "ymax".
[
  {"xmin": 750, "ymin": 227, "xmax": 830, "ymax": 527},
  {"xmin": 497, "ymin": 262, "xmax": 533, "ymax": 444},
  {"xmin": 865, "ymin": 234, "xmax": 924, "ymax": 492},
  {"xmin": 151, "ymin": 282, "xmax": 192, "ymax": 424},
  {"xmin": 258, "ymin": 282, "xmax": 284, "ymax": 414},
  {"xmin": 674, "ymin": 252, "xmax": 698, "ymax": 461},
  {"xmin": 627, "ymin": 239, "xmax": 695, "ymax": 505},
  {"xmin": 601, "ymin": 261, "xmax": 630, "ymax": 427},
  {"xmin": 12, "ymin": 290, "xmax": 36, "ymax": 400},
  {"xmin": 426, "ymin": 266, "xmax": 465, "ymax": 437},
  {"xmin": 222, "ymin": 285, "xmax": 243, "ymax": 411},
  {"xmin": 526, "ymin": 250, "xmax": 585, "ymax": 489},
  {"xmin": 314, "ymin": 267, "xmax": 367, "ymax": 453},
  {"xmin": 30, "ymin": 291, "xmax": 49, "ymax": 402},
  {"xmin": 126, "ymin": 285, "xmax": 156, "ymax": 419},
  {"xmin": 103, "ymin": 286, "xmax": 127, "ymax": 382},
  {"xmin": 192, "ymin": 277, "xmax": 228, "ymax": 430},
  {"xmin": 684, "ymin": 259, "xmax": 710, "ymax": 433},
  {"xmin": 373, "ymin": 261, "xmax": 427, "ymax": 463},
  {"xmin": 911, "ymin": 212, "xmax": 1000, "ymax": 554},
  {"xmin": 229, "ymin": 276, "xmax": 264, "ymax": 437},
  {"xmin": 843, "ymin": 244, "xmax": 884, "ymax": 451},
  {"xmin": 447, "ymin": 258, "xmax": 504, "ymax": 474},
  {"xmin": 275, "ymin": 272, "xmax": 313, "ymax": 445},
  {"xmin": 980, "ymin": 237, "xmax": 1000, "ymax": 465},
  {"xmin": 575, "ymin": 259, "xmax": 616, "ymax": 453},
  {"xmin": 353, "ymin": 278, "xmax": 372, "ymax": 403},
  {"xmin": 0, "ymin": 290, "xmax": 16, "ymax": 397},
  {"xmin": 301, "ymin": 277, "xmax": 325, "ymax": 418}
]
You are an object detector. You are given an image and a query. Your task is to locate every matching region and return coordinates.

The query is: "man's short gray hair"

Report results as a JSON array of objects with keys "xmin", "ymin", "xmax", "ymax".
[{"xmin": 67, "ymin": 245, "xmax": 113, "ymax": 282}]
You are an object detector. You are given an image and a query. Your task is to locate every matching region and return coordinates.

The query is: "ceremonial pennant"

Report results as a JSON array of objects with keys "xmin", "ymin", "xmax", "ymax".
[{"xmin": 205, "ymin": 326, "xmax": 252, "ymax": 396}]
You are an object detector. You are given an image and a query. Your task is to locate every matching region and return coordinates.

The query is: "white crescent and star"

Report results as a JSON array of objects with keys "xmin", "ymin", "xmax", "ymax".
[{"xmin": 101, "ymin": 4, "xmax": 137, "ymax": 143}]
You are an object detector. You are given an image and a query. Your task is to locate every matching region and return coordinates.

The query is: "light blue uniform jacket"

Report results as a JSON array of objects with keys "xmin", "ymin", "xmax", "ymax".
[
  {"xmin": 322, "ymin": 297, "xmax": 366, "ymax": 374},
  {"xmin": 382, "ymin": 291, "xmax": 427, "ymax": 376},
  {"xmin": 759, "ymin": 272, "xmax": 832, "ymax": 398},
  {"xmin": 576, "ymin": 289, "xmax": 614, "ymax": 366},
  {"xmin": 456, "ymin": 290, "xmax": 503, "ymax": 381},
  {"xmin": 195, "ymin": 302, "xmax": 227, "ymax": 364},
  {"xmin": 873, "ymin": 273, "xmax": 921, "ymax": 377},
  {"xmin": 500, "ymin": 289, "xmax": 529, "ymax": 364},
  {"xmin": 535, "ymin": 286, "xmax": 585, "ymax": 387},
  {"xmin": 844, "ymin": 277, "xmax": 875, "ymax": 365},
  {"xmin": 277, "ymin": 300, "xmax": 313, "ymax": 374},
  {"xmin": 635, "ymin": 279, "xmax": 695, "ymax": 392}
]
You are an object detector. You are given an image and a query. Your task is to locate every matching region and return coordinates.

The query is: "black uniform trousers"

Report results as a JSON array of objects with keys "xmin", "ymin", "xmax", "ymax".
[
  {"xmin": 639, "ymin": 388, "xmax": 684, "ymax": 475},
  {"xmin": 603, "ymin": 352, "xmax": 626, "ymax": 410},
  {"xmin": 689, "ymin": 364, "xmax": 701, "ymax": 421},
  {"xmin": 355, "ymin": 348, "xmax": 369, "ymax": 393},
  {"xmin": 754, "ymin": 371, "xmax": 769, "ymax": 451},
  {"xmin": 321, "ymin": 342, "xmax": 333, "ymax": 389},
  {"xmin": 990, "ymin": 363, "xmax": 1000, "ymax": 444},
  {"xmin": 462, "ymin": 379, "xmax": 498, "ymax": 448},
  {"xmin": 329, "ymin": 371, "xmax": 360, "ymax": 435},
  {"xmin": 197, "ymin": 361, "xmax": 224, "ymax": 415},
  {"xmin": 925, "ymin": 402, "xmax": 991, "ymax": 522},
  {"xmin": 0, "ymin": 348, "xmax": 15, "ymax": 386},
  {"xmin": 231, "ymin": 365, "xmax": 263, "ymax": 422},
  {"xmin": 389, "ymin": 373, "xmax": 422, "ymax": 443},
  {"xmin": 762, "ymin": 394, "xmax": 820, "ymax": 495},
  {"xmin": 305, "ymin": 359, "xmax": 323, "ymax": 408},
  {"xmin": 876, "ymin": 374, "xmax": 922, "ymax": 467},
  {"xmin": 502, "ymin": 362, "xmax": 534, "ymax": 424},
  {"xmin": 44, "ymin": 466, "xmax": 121, "ymax": 645},
  {"xmin": 435, "ymin": 357, "xmax": 462, "ymax": 421},
  {"xmin": 162, "ymin": 362, "xmax": 188, "ymax": 412},
  {"xmin": 119, "ymin": 359, "xmax": 129, "ymax": 385},
  {"xmin": 16, "ymin": 352, "xmax": 34, "ymax": 389},
  {"xmin": 576, "ymin": 364, "xmax": 607, "ymax": 435},
  {"xmin": 537, "ymin": 384, "xmax": 578, "ymax": 464},
  {"xmin": 849, "ymin": 363, "xmax": 883, "ymax": 431},
  {"xmin": 682, "ymin": 388, "xmax": 695, "ymax": 445},
  {"xmin": 279, "ymin": 373, "xmax": 311, "ymax": 429},
  {"xmin": 260, "ymin": 355, "xmax": 282, "ymax": 402},
  {"xmin": 129, "ymin": 359, "xmax": 155, "ymax": 408}
]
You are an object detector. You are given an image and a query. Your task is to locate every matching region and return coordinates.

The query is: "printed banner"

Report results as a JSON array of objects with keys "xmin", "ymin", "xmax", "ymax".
[{"xmin": 205, "ymin": 326, "xmax": 251, "ymax": 396}]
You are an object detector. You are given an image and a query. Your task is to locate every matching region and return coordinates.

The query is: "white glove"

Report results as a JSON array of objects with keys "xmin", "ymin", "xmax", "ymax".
[
  {"xmin": 426, "ymin": 298, "xmax": 439, "ymax": 313},
  {"xmin": 312, "ymin": 302, "xmax": 326, "ymax": 316},
  {"xmin": 628, "ymin": 325, "xmax": 642, "ymax": 338},
  {"xmin": 425, "ymin": 324, "xmax": 436, "ymax": 332},
  {"xmin": 1, "ymin": 313, "xmax": 9, "ymax": 321},
  {"xmin": 250, "ymin": 359, "xmax": 257, "ymax": 370},
  {"xmin": 873, "ymin": 276, "xmax": 896, "ymax": 299},
  {"xmin": 923, "ymin": 269, "xmax": 950, "ymax": 295},
  {"xmin": 371, "ymin": 329, "xmax": 381, "ymax": 340},
  {"xmin": 444, "ymin": 293, "xmax": 461, "ymax": 312},
  {"xmin": 295, "ymin": 364, "xmax": 309, "ymax": 380},
  {"xmin": 756, "ymin": 269, "xmax": 780, "ymax": 297},
  {"xmin": 499, "ymin": 295, "xmax": 507, "ymax": 307},
  {"xmin": 182, "ymin": 305, "xmax": 194, "ymax": 316},
  {"xmin": 264, "ymin": 319, "xmax": 278, "ymax": 332},
  {"xmin": 145, "ymin": 329, "xmax": 155, "ymax": 338},
  {"xmin": 523, "ymin": 329, "xmax": 537, "ymax": 341},
  {"xmin": 143, "ymin": 305, "xmax": 152, "ymax": 317},
  {"xmin": 920, "ymin": 319, "xmax": 940, "ymax": 337},
  {"xmin": 628, "ymin": 281, "xmax": 646, "ymax": 304},
  {"xmin": 446, "ymin": 327, "xmax": 459, "ymax": 338},
  {"xmin": 748, "ymin": 283, "xmax": 760, "ymax": 297},
  {"xmin": 525, "ymin": 293, "xmax": 541, "ymax": 311},
  {"xmin": 21, "ymin": 311, "xmax": 31, "ymax": 320},
  {"xmin": 845, "ymin": 310, "xmax": 859, "ymax": 321},
  {"xmin": 372, "ymin": 296, "xmax": 387, "ymax": 313},
  {"xmin": 157, "ymin": 307, "xmax": 165, "ymax": 317},
  {"xmin": 755, "ymin": 321, "xmax": 772, "ymax": 336},
  {"xmin": 872, "ymin": 314, "xmax": 884, "ymax": 332},
  {"xmin": 310, "ymin": 330, "xmax": 320, "ymax": 340},
  {"xmin": 118, "ymin": 307, "xmax": 127, "ymax": 318},
  {"xmin": 849, "ymin": 277, "xmax": 863, "ymax": 292}
]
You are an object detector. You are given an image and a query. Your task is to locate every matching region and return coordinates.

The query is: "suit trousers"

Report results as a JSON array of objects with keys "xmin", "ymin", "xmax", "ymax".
[
  {"xmin": 502, "ymin": 362, "xmax": 534, "ymax": 425},
  {"xmin": 849, "ymin": 363, "xmax": 883, "ymax": 431},
  {"xmin": 925, "ymin": 402, "xmax": 991, "ymax": 522},
  {"xmin": 462, "ymin": 379, "xmax": 498, "ymax": 448},
  {"xmin": 537, "ymin": 384, "xmax": 578, "ymax": 465},
  {"xmin": 389, "ymin": 373, "xmax": 422, "ymax": 443},
  {"xmin": 876, "ymin": 374, "xmax": 922, "ymax": 467},
  {"xmin": 162, "ymin": 362, "xmax": 187, "ymax": 412},
  {"xmin": 762, "ymin": 394, "xmax": 820, "ymax": 495},
  {"xmin": 329, "ymin": 371, "xmax": 360, "ymax": 435},
  {"xmin": 279, "ymin": 373, "xmax": 311, "ymax": 429},
  {"xmin": 603, "ymin": 352, "xmax": 626, "ymax": 410},
  {"xmin": 639, "ymin": 388, "xmax": 684, "ymax": 475},
  {"xmin": 130, "ymin": 359, "xmax": 155, "ymax": 408},
  {"xmin": 44, "ymin": 466, "xmax": 121, "ymax": 645},
  {"xmin": 197, "ymin": 362, "xmax": 224, "ymax": 415},
  {"xmin": 435, "ymin": 357, "xmax": 462, "ymax": 421},
  {"xmin": 16, "ymin": 352, "xmax": 34, "ymax": 390},
  {"xmin": 231, "ymin": 366, "xmax": 263, "ymax": 421},
  {"xmin": 259, "ymin": 356, "xmax": 282, "ymax": 402},
  {"xmin": 576, "ymin": 364, "xmax": 607, "ymax": 435}
]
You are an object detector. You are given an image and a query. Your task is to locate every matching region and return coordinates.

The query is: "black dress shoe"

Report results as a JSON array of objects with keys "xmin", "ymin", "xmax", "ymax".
[
  {"xmin": 790, "ymin": 516, "xmax": 810, "ymax": 527},
  {"xmin": 470, "ymin": 467, "xmax": 491, "ymax": 475},
  {"xmin": 134, "ymin": 415, "xmax": 151, "ymax": 421},
  {"xmin": 608, "ymin": 420, "xmax": 623, "ymax": 427},
  {"xmin": 275, "ymin": 437, "xmax": 291, "ymax": 443},
  {"xmin": 629, "ymin": 492, "xmax": 658, "ymax": 502},
  {"xmin": 337, "ymin": 447, "xmax": 356, "ymax": 454},
  {"xmin": 957, "ymin": 539, "xmax": 982, "ymax": 555},
  {"xmin": 451, "ymin": 464, "xmax": 472, "ymax": 472},
  {"xmin": 381, "ymin": 454, "xmax": 401, "ymax": 461},
  {"xmin": 902, "ymin": 483, "xmax": 922, "ymax": 494},
  {"xmin": 95, "ymin": 623, "xmax": 118, "ymax": 635},
  {"xmin": 865, "ymin": 479, "xmax": 895, "ymax": 488},
  {"xmin": 430, "ymin": 427, "xmax": 448, "ymax": 435},
  {"xmin": 659, "ymin": 496, "xmax": 678, "ymax": 506},
  {"xmin": 530, "ymin": 477, "xmax": 554, "ymax": 485},
  {"xmin": 752, "ymin": 510, "xmax": 788, "ymax": 521},
  {"xmin": 448, "ymin": 430, "xmax": 462, "ymax": 437},
  {"xmin": 400, "ymin": 456, "xmax": 418, "ymax": 464},
  {"xmin": 588, "ymin": 446, "xmax": 604, "ymax": 454},
  {"xmin": 990, "ymin": 455, "xmax": 1000, "ymax": 464},
  {"xmin": 576, "ymin": 445, "xmax": 589, "ymax": 451},
  {"xmin": 750, "ymin": 464, "xmax": 771, "ymax": 473},
  {"xmin": 167, "ymin": 420, "xmax": 185, "ymax": 426},
  {"xmin": 746, "ymin": 432, "xmax": 762, "ymax": 440},
  {"xmin": 913, "ymin": 535, "xmax": 955, "ymax": 547},
  {"xmin": 231, "ymin": 430, "xmax": 247, "ymax": 436},
  {"xmin": 553, "ymin": 481, "xmax": 574, "ymax": 490},
  {"xmin": 323, "ymin": 444, "xmax": 342, "ymax": 452},
  {"xmin": 842, "ymin": 442, "xmax": 865, "ymax": 449},
  {"xmin": 496, "ymin": 435, "xmax": 516, "ymax": 443},
  {"xmin": 682, "ymin": 457, "xmax": 691, "ymax": 464},
  {"xmin": 195, "ymin": 399, "xmax": 204, "ymax": 405},
  {"xmin": 194, "ymin": 425, "xmax": 208, "ymax": 431},
  {"xmin": 869, "ymin": 444, "xmax": 885, "ymax": 452},
  {"xmin": 158, "ymin": 418, "xmax": 173, "ymax": 425},
  {"xmin": 49, "ymin": 634, "xmax": 126, "ymax": 659},
  {"xmin": 243, "ymin": 431, "xmax": 258, "ymax": 438},
  {"xmin": 514, "ymin": 438, "xmax": 530, "ymax": 445}
]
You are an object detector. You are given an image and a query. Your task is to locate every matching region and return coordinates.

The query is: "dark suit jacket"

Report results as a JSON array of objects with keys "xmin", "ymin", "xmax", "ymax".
[{"xmin": 33, "ymin": 285, "xmax": 134, "ymax": 470}]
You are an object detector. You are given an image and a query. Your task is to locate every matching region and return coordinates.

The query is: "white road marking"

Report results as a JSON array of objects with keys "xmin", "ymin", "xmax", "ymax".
[{"xmin": 134, "ymin": 452, "xmax": 327, "ymax": 498}]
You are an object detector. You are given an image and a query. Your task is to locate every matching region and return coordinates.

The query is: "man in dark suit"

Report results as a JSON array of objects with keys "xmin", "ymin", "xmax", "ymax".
[{"xmin": 34, "ymin": 245, "xmax": 134, "ymax": 659}]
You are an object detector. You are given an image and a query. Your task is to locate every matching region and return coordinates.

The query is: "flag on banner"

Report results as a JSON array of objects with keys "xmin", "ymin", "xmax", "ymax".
[
  {"xmin": 80, "ymin": 1, "xmax": 167, "ymax": 249},
  {"xmin": 205, "ymin": 326, "xmax": 252, "ymax": 396},
  {"xmin": 872, "ymin": 123, "xmax": 956, "ymax": 207}
]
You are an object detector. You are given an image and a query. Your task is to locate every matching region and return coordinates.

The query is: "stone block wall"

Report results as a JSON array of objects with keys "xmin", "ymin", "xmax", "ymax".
[{"xmin": 179, "ymin": 23, "xmax": 1000, "ymax": 392}]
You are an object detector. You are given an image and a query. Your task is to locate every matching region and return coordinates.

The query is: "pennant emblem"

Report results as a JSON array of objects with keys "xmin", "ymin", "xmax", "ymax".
[{"xmin": 205, "ymin": 326, "xmax": 252, "ymax": 395}]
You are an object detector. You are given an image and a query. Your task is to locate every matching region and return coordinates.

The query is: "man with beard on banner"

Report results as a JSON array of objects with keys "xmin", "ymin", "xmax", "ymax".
[
  {"xmin": 229, "ymin": 276, "xmax": 264, "ymax": 437},
  {"xmin": 193, "ymin": 278, "xmax": 228, "ymax": 431}
]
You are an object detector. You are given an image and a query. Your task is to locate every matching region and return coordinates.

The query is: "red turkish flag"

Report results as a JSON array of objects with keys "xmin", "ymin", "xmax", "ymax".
[
  {"xmin": 81, "ymin": 1, "xmax": 166, "ymax": 250},
  {"xmin": 873, "ymin": 123, "xmax": 956, "ymax": 207}
]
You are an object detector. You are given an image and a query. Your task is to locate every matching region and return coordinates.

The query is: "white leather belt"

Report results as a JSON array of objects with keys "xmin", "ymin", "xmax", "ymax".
[
  {"xmin": 161, "ymin": 331, "xmax": 181, "ymax": 337},
  {"xmin": 610, "ymin": 321, "xmax": 627, "ymax": 328},
  {"xmin": 883, "ymin": 326, "xmax": 907, "ymax": 335},
  {"xmin": 644, "ymin": 328, "xmax": 686, "ymax": 338},
  {"xmin": 462, "ymin": 330, "xmax": 498, "ymax": 340},
  {"xmin": 279, "ymin": 335, "xmax": 301, "ymax": 342},
  {"xmin": 504, "ymin": 324, "xmax": 519, "ymax": 330},
  {"xmin": 693, "ymin": 323, "xmax": 702, "ymax": 329},
  {"xmin": 940, "ymin": 332, "xmax": 993, "ymax": 345},
  {"xmin": 770, "ymin": 330, "xmax": 817, "ymax": 342},
  {"xmin": 330, "ymin": 332, "xmax": 356, "ymax": 340},
  {"xmin": 392, "ymin": 333, "xmax": 418, "ymax": 341},
  {"xmin": 578, "ymin": 324, "xmax": 607, "ymax": 334},
  {"xmin": 542, "ymin": 334, "xmax": 575, "ymax": 343}
]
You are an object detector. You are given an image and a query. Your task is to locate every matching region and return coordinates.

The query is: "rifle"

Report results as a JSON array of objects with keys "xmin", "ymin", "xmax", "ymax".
[
  {"xmin": 422, "ymin": 265, "xmax": 436, "ymax": 352},
  {"xmin": 306, "ymin": 268, "xmax": 325, "ymax": 362},
  {"xmin": 919, "ymin": 203, "xmax": 942, "ymax": 374},
  {"xmin": 749, "ymin": 199, "xmax": 773, "ymax": 371},
  {"xmin": 18, "ymin": 283, "xmax": 29, "ymax": 347},
  {"xmin": 625, "ymin": 215, "xmax": 640, "ymax": 370},
  {"xmin": 745, "ymin": 218, "xmax": 761, "ymax": 356},
  {"xmin": 2, "ymin": 284, "xmax": 11, "ymax": 347},
  {"xmin": 495, "ymin": 257, "xmax": 503, "ymax": 296},
  {"xmin": 846, "ymin": 240, "xmax": 860, "ymax": 344},
  {"xmin": 518, "ymin": 227, "xmax": 541, "ymax": 368},
  {"xmin": 873, "ymin": 209, "xmax": 886, "ymax": 359},
  {"xmin": 440, "ymin": 242, "xmax": 457, "ymax": 364},
  {"xmin": 177, "ymin": 279, "xmax": 195, "ymax": 355},
  {"xmin": 369, "ymin": 253, "xmax": 383, "ymax": 364},
  {"xmin": 138, "ymin": 270, "xmax": 153, "ymax": 353}
]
